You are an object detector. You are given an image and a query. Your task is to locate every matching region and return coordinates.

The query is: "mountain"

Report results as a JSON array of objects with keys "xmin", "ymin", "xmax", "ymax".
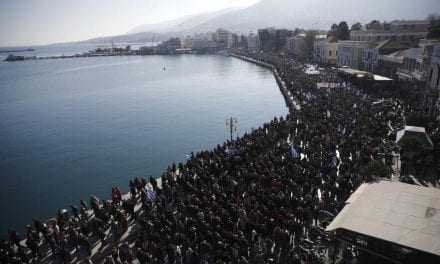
[
  {"xmin": 184, "ymin": 0, "xmax": 440, "ymax": 33},
  {"xmin": 128, "ymin": 8, "xmax": 239, "ymax": 34},
  {"xmin": 83, "ymin": 0, "xmax": 440, "ymax": 44},
  {"xmin": 131, "ymin": 0, "xmax": 440, "ymax": 34}
]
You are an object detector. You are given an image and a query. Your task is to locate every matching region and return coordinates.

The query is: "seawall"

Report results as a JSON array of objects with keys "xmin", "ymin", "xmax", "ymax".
[{"xmin": 229, "ymin": 53, "xmax": 299, "ymax": 111}]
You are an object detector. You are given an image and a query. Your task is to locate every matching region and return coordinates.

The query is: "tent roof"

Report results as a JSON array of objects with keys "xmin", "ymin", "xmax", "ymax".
[
  {"xmin": 396, "ymin": 126, "xmax": 434, "ymax": 149},
  {"xmin": 326, "ymin": 181, "xmax": 440, "ymax": 257},
  {"xmin": 337, "ymin": 68, "xmax": 393, "ymax": 81}
]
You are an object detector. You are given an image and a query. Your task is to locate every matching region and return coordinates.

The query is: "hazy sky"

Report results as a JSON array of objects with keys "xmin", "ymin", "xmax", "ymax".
[{"xmin": 0, "ymin": 0, "xmax": 260, "ymax": 47}]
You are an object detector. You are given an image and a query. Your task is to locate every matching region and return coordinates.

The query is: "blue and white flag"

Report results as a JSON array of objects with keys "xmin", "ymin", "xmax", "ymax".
[
  {"xmin": 330, "ymin": 155, "xmax": 339, "ymax": 168},
  {"xmin": 147, "ymin": 190, "xmax": 156, "ymax": 201},
  {"xmin": 290, "ymin": 145, "xmax": 300, "ymax": 159}
]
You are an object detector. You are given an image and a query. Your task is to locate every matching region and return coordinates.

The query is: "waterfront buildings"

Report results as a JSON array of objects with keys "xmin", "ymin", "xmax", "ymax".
[
  {"xmin": 257, "ymin": 28, "xmax": 293, "ymax": 52},
  {"xmin": 215, "ymin": 28, "xmax": 232, "ymax": 49},
  {"xmin": 286, "ymin": 34, "xmax": 307, "ymax": 60},
  {"xmin": 337, "ymin": 41, "xmax": 369, "ymax": 69},
  {"xmin": 258, "ymin": 28, "xmax": 277, "ymax": 52},
  {"xmin": 191, "ymin": 39, "xmax": 218, "ymax": 53},
  {"xmin": 157, "ymin": 38, "xmax": 182, "ymax": 54},
  {"xmin": 247, "ymin": 33, "xmax": 259, "ymax": 53},
  {"xmin": 363, "ymin": 40, "xmax": 414, "ymax": 73},
  {"xmin": 350, "ymin": 20, "xmax": 429, "ymax": 42},
  {"xmin": 395, "ymin": 47, "xmax": 427, "ymax": 81},
  {"xmin": 378, "ymin": 50, "xmax": 406, "ymax": 79},
  {"xmin": 313, "ymin": 35, "xmax": 337, "ymax": 65},
  {"xmin": 428, "ymin": 43, "xmax": 440, "ymax": 90}
]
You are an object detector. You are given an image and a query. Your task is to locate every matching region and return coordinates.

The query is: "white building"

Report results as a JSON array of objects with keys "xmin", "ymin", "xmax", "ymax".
[
  {"xmin": 247, "ymin": 33, "xmax": 259, "ymax": 52},
  {"xmin": 337, "ymin": 41, "xmax": 369, "ymax": 69},
  {"xmin": 313, "ymin": 35, "xmax": 337, "ymax": 65},
  {"xmin": 286, "ymin": 34, "xmax": 307, "ymax": 59}
]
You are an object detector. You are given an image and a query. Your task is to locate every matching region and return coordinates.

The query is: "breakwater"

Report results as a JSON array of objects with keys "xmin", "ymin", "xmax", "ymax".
[{"xmin": 229, "ymin": 53, "xmax": 301, "ymax": 111}]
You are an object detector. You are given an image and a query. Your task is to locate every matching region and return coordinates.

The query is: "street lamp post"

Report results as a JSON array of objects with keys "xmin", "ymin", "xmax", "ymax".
[{"xmin": 226, "ymin": 117, "xmax": 238, "ymax": 142}]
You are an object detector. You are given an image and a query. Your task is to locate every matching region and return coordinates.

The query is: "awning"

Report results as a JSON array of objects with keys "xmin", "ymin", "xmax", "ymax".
[{"xmin": 326, "ymin": 181, "xmax": 440, "ymax": 257}]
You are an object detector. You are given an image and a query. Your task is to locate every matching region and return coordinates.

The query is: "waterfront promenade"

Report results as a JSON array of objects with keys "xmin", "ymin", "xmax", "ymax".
[{"xmin": 2, "ymin": 52, "xmax": 439, "ymax": 264}]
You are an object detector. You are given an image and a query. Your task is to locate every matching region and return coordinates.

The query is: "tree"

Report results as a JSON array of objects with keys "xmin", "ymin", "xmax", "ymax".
[
  {"xmin": 427, "ymin": 13, "xmax": 440, "ymax": 21},
  {"xmin": 351, "ymin": 22, "xmax": 362, "ymax": 31},
  {"xmin": 304, "ymin": 30, "xmax": 318, "ymax": 61},
  {"xmin": 427, "ymin": 17, "xmax": 440, "ymax": 39},
  {"xmin": 366, "ymin": 20, "xmax": 382, "ymax": 30},
  {"xmin": 327, "ymin": 23, "xmax": 339, "ymax": 39},
  {"xmin": 337, "ymin": 21, "xmax": 350, "ymax": 40}
]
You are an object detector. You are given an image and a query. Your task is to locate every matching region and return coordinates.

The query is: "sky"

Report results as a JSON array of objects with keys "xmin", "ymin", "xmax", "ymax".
[{"xmin": 0, "ymin": 0, "xmax": 260, "ymax": 47}]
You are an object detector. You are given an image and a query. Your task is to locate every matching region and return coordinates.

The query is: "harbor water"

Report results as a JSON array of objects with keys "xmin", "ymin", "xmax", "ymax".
[{"xmin": 0, "ymin": 52, "xmax": 287, "ymax": 236}]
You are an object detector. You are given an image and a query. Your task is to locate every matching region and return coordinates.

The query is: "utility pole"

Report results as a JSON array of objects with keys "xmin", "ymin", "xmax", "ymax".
[{"xmin": 226, "ymin": 117, "xmax": 238, "ymax": 142}]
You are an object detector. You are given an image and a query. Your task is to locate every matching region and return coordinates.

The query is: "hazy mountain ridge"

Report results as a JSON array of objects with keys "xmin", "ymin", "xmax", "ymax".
[
  {"xmin": 83, "ymin": 0, "xmax": 440, "ymax": 44},
  {"xmin": 128, "ymin": 8, "xmax": 240, "ymax": 34}
]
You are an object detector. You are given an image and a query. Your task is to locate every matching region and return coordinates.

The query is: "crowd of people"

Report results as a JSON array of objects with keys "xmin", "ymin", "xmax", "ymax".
[{"xmin": 1, "ymin": 52, "xmax": 439, "ymax": 264}]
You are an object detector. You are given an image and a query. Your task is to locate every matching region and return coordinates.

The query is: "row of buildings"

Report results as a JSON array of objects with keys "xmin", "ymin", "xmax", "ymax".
[
  {"xmin": 140, "ymin": 29, "xmax": 261, "ymax": 55},
  {"xmin": 141, "ymin": 20, "xmax": 439, "ymax": 91},
  {"xmin": 144, "ymin": 27, "xmax": 298, "ymax": 55},
  {"xmin": 308, "ymin": 20, "xmax": 440, "ymax": 90}
]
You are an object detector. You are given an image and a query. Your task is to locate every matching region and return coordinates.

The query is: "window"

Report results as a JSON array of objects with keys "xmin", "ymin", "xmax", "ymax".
[{"xmin": 329, "ymin": 50, "xmax": 332, "ymax": 56}]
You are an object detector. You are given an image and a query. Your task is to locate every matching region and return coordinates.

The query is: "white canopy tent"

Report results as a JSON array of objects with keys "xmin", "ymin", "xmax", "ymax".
[{"xmin": 326, "ymin": 181, "xmax": 440, "ymax": 257}]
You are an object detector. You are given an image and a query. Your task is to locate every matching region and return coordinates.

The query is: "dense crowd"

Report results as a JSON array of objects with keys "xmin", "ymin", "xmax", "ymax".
[{"xmin": 1, "ymin": 52, "xmax": 439, "ymax": 264}]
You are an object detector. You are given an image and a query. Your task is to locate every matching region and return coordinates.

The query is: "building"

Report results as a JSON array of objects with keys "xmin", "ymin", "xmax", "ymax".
[
  {"xmin": 157, "ymin": 38, "xmax": 182, "ymax": 54},
  {"xmin": 258, "ymin": 28, "xmax": 277, "ymax": 52},
  {"xmin": 274, "ymin": 29, "xmax": 293, "ymax": 51},
  {"xmin": 215, "ymin": 28, "xmax": 232, "ymax": 50},
  {"xmin": 389, "ymin": 20, "xmax": 431, "ymax": 32},
  {"xmin": 350, "ymin": 20, "xmax": 429, "ymax": 43},
  {"xmin": 247, "ymin": 33, "xmax": 259, "ymax": 53},
  {"xmin": 378, "ymin": 50, "xmax": 406, "ymax": 79},
  {"xmin": 327, "ymin": 40, "xmax": 338, "ymax": 65},
  {"xmin": 427, "ymin": 43, "xmax": 440, "ymax": 90},
  {"xmin": 395, "ymin": 47, "xmax": 427, "ymax": 81},
  {"xmin": 337, "ymin": 41, "xmax": 369, "ymax": 69},
  {"xmin": 191, "ymin": 39, "xmax": 218, "ymax": 53},
  {"xmin": 286, "ymin": 34, "xmax": 307, "ymax": 60},
  {"xmin": 363, "ymin": 40, "xmax": 414, "ymax": 73},
  {"xmin": 326, "ymin": 181, "xmax": 440, "ymax": 264},
  {"xmin": 313, "ymin": 35, "xmax": 337, "ymax": 65},
  {"xmin": 182, "ymin": 36, "xmax": 193, "ymax": 49},
  {"xmin": 230, "ymin": 33, "xmax": 239, "ymax": 49}
]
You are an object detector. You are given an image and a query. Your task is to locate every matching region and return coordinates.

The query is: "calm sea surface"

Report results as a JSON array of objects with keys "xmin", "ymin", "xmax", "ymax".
[{"xmin": 0, "ymin": 52, "xmax": 287, "ymax": 236}]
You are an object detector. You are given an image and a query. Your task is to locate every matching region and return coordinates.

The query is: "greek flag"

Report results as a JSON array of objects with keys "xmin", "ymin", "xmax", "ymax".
[
  {"xmin": 330, "ymin": 155, "xmax": 338, "ymax": 168},
  {"xmin": 290, "ymin": 145, "xmax": 300, "ymax": 159},
  {"xmin": 147, "ymin": 190, "xmax": 156, "ymax": 201}
]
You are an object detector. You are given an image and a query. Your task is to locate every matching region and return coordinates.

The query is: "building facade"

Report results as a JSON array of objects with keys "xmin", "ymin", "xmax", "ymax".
[
  {"xmin": 337, "ymin": 41, "xmax": 369, "ymax": 69},
  {"xmin": 215, "ymin": 28, "xmax": 231, "ymax": 50},
  {"xmin": 395, "ymin": 48, "xmax": 427, "ymax": 81},
  {"xmin": 350, "ymin": 20, "xmax": 429, "ymax": 43},
  {"xmin": 377, "ymin": 51, "xmax": 405, "ymax": 79},
  {"xmin": 313, "ymin": 38, "xmax": 327, "ymax": 64},
  {"xmin": 287, "ymin": 34, "xmax": 307, "ymax": 59},
  {"xmin": 428, "ymin": 43, "xmax": 440, "ymax": 90},
  {"xmin": 247, "ymin": 33, "xmax": 259, "ymax": 53},
  {"xmin": 313, "ymin": 36, "xmax": 338, "ymax": 65}
]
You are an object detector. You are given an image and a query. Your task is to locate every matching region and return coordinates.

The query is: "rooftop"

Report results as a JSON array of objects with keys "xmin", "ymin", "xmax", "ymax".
[{"xmin": 326, "ymin": 181, "xmax": 440, "ymax": 257}]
